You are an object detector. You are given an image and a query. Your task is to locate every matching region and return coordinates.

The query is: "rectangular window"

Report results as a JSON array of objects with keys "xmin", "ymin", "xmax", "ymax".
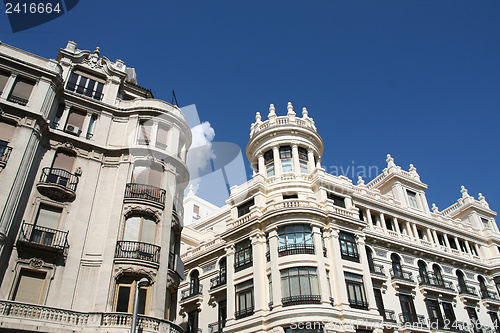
[
  {"xmin": 407, "ymin": 190, "xmax": 418, "ymax": 208},
  {"xmin": 489, "ymin": 311, "xmax": 500, "ymax": 333},
  {"xmin": 327, "ymin": 193, "xmax": 345, "ymax": 208},
  {"xmin": 156, "ymin": 125, "xmax": 169, "ymax": 149},
  {"xmin": 466, "ymin": 307, "xmax": 481, "ymax": 333},
  {"xmin": 345, "ymin": 272, "xmax": 368, "ymax": 310},
  {"xmin": 31, "ymin": 205, "xmax": 62, "ymax": 247},
  {"xmin": 264, "ymin": 150, "xmax": 274, "ymax": 177},
  {"xmin": 8, "ymin": 77, "xmax": 35, "ymax": 106},
  {"xmin": 13, "ymin": 269, "xmax": 46, "ymax": 304},
  {"xmin": 426, "ymin": 299, "xmax": 444, "ymax": 328},
  {"xmin": 66, "ymin": 70, "xmax": 105, "ymax": 100},
  {"xmin": 234, "ymin": 239, "xmax": 252, "ymax": 271},
  {"xmin": 187, "ymin": 310, "xmax": 199, "ymax": 333},
  {"xmin": 442, "ymin": 302, "xmax": 456, "ymax": 324},
  {"xmin": 114, "ymin": 276, "xmax": 148, "ymax": 314},
  {"xmin": 448, "ymin": 235, "xmax": 457, "ymax": 250},
  {"xmin": 235, "ymin": 279, "xmax": 254, "ymax": 319},
  {"xmin": 65, "ymin": 109, "xmax": 85, "ymax": 135},
  {"xmin": 482, "ymin": 218, "xmax": 490, "ymax": 229},
  {"xmin": 385, "ymin": 218, "xmax": 393, "ymax": 231},
  {"xmin": 339, "ymin": 231, "xmax": 359, "ymax": 261},
  {"xmin": 278, "ymin": 224, "xmax": 314, "ymax": 255},
  {"xmin": 237, "ymin": 199, "xmax": 254, "ymax": 217},
  {"xmin": 193, "ymin": 205, "xmax": 200, "ymax": 215},
  {"xmin": 138, "ymin": 121, "xmax": 152, "ymax": 145},
  {"xmin": 123, "ymin": 215, "xmax": 156, "ymax": 244},
  {"xmin": 218, "ymin": 300, "xmax": 227, "ymax": 331},
  {"xmin": 437, "ymin": 233, "xmax": 445, "ymax": 246},
  {"xmin": 298, "ymin": 147, "xmax": 308, "ymax": 174},
  {"xmin": 0, "ymin": 70, "xmax": 9, "ymax": 94},
  {"xmin": 280, "ymin": 146, "xmax": 293, "ymax": 173},
  {"xmin": 399, "ymin": 294, "xmax": 417, "ymax": 323},
  {"xmin": 374, "ymin": 288, "xmax": 385, "ymax": 317}
]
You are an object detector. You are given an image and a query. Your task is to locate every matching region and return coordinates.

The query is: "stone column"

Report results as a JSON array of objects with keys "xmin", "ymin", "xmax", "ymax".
[
  {"xmin": 58, "ymin": 104, "xmax": 71, "ymax": 130},
  {"xmin": 443, "ymin": 233, "xmax": 452, "ymax": 252},
  {"xmin": 1, "ymin": 73, "xmax": 16, "ymax": 99},
  {"xmin": 225, "ymin": 244, "xmax": 236, "ymax": 323},
  {"xmin": 312, "ymin": 226, "xmax": 330, "ymax": 304},
  {"xmin": 393, "ymin": 217, "xmax": 402, "ymax": 236},
  {"xmin": 411, "ymin": 223, "xmax": 420, "ymax": 243},
  {"xmin": 380, "ymin": 212, "xmax": 387, "ymax": 233},
  {"xmin": 272, "ymin": 146, "xmax": 281, "ymax": 177},
  {"xmin": 82, "ymin": 113, "xmax": 92, "ymax": 138},
  {"xmin": 327, "ymin": 227, "xmax": 349, "ymax": 309},
  {"xmin": 464, "ymin": 240, "xmax": 472, "ymax": 255},
  {"xmin": 258, "ymin": 153, "xmax": 265, "ymax": 177},
  {"xmin": 366, "ymin": 208, "xmax": 374, "ymax": 229},
  {"xmin": 291, "ymin": 144, "xmax": 300, "ymax": 176},
  {"xmin": 453, "ymin": 236, "xmax": 460, "ymax": 251},
  {"xmin": 356, "ymin": 233, "xmax": 378, "ymax": 314},
  {"xmin": 426, "ymin": 228, "xmax": 434, "ymax": 244},
  {"xmin": 268, "ymin": 228, "xmax": 282, "ymax": 309},
  {"xmin": 307, "ymin": 149, "xmax": 315, "ymax": 173},
  {"xmin": 432, "ymin": 230, "xmax": 440, "ymax": 247},
  {"xmin": 405, "ymin": 221, "xmax": 414, "ymax": 238},
  {"xmin": 251, "ymin": 232, "xmax": 266, "ymax": 313}
]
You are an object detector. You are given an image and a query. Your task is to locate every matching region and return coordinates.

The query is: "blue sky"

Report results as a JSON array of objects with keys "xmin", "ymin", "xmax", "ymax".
[{"xmin": 1, "ymin": 1, "xmax": 499, "ymax": 213}]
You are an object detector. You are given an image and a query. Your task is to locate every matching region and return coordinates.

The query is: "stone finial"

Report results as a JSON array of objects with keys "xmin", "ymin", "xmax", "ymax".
[
  {"xmin": 357, "ymin": 176, "xmax": 365, "ymax": 186},
  {"xmin": 93, "ymin": 46, "xmax": 100, "ymax": 56},
  {"xmin": 268, "ymin": 104, "xmax": 276, "ymax": 119},
  {"xmin": 188, "ymin": 184, "xmax": 194, "ymax": 194},
  {"xmin": 386, "ymin": 154, "xmax": 396, "ymax": 169},
  {"xmin": 302, "ymin": 107, "xmax": 309, "ymax": 118},
  {"xmin": 255, "ymin": 112, "xmax": 262, "ymax": 123},
  {"xmin": 461, "ymin": 185, "xmax": 470, "ymax": 198},
  {"xmin": 409, "ymin": 163, "xmax": 420, "ymax": 179},
  {"xmin": 478, "ymin": 193, "xmax": 490, "ymax": 208},
  {"xmin": 287, "ymin": 102, "xmax": 296, "ymax": 116},
  {"xmin": 432, "ymin": 203, "xmax": 439, "ymax": 213}
]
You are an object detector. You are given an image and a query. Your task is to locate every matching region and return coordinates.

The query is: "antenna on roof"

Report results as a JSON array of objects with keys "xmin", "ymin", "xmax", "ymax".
[{"xmin": 171, "ymin": 90, "xmax": 179, "ymax": 106}]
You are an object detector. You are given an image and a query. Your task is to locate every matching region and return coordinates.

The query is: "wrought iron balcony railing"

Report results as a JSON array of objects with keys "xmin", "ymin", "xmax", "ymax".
[
  {"xmin": 399, "ymin": 312, "xmax": 427, "ymax": 327},
  {"xmin": 348, "ymin": 298, "xmax": 369, "ymax": 310},
  {"xmin": 234, "ymin": 306, "xmax": 254, "ymax": 319},
  {"xmin": 0, "ymin": 145, "xmax": 12, "ymax": 166},
  {"xmin": 39, "ymin": 167, "xmax": 79, "ymax": 192},
  {"xmin": 124, "ymin": 183, "xmax": 166, "ymax": 206},
  {"xmin": 390, "ymin": 268, "xmax": 414, "ymax": 282},
  {"xmin": 384, "ymin": 309, "xmax": 397, "ymax": 322},
  {"xmin": 18, "ymin": 222, "xmax": 69, "ymax": 252},
  {"xmin": 282, "ymin": 295, "xmax": 321, "ymax": 307},
  {"xmin": 210, "ymin": 272, "xmax": 227, "ymax": 289},
  {"xmin": 7, "ymin": 95, "xmax": 28, "ymax": 106},
  {"xmin": 278, "ymin": 243, "xmax": 315, "ymax": 257},
  {"xmin": 480, "ymin": 288, "xmax": 500, "ymax": 301},
  {"xmin": 418, "ymin": 273, "xmax": 455, "ymax": 291},
  {"xmin": 181, "ymin": 284, "xmax": 203, "ymax": 300},
  {"xmin": 114, "ymin": 241, "xmax": 160, "ymax": 263},
  {"xmin": 370, "ymin": 264, "xmax": 386, "ymax": 276}
]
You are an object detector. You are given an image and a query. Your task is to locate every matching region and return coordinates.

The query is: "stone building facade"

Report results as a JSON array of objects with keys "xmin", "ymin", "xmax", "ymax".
[
  {"xmin": 0, "ymin": 41, "xmax": 190, "ymax": 332},
  {"xmin": 177, "ymin": 103, "xmax": 500, "ymax": 333}
]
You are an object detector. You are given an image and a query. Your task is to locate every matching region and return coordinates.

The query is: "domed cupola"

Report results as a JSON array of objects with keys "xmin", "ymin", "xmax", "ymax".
[{"xmin": 246, "ymin": 102, "xmax": 324, "ymax": 179}]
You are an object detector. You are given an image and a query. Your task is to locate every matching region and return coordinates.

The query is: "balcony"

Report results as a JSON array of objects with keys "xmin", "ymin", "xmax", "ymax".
[
  {"xmin": 17, "ymin": 222, "xmax": 69, "ymax": 254},
  {"xmin": 7, "ymin": 95, "xmax": 28, "ymax": 106},
  {"xmin": 124, "ymin": 183, "xmax": 166, "ymax": 208},
  {"xmin": 179, "ymin": 284, "xmax": 203, "ymax": 312},
  {"xmin": 208, "ymin": 321, "xmax": 225, "ymax": 333},
  {"xmin": 370, "ymin": 264, "xmax": 387, "ymax": 281},
  {"xmin": 37, "ymin": 167, "xmax": 79, "ymax": 201},
  {"xmin": 390, "ymin": 269, "xmax": 416, "ymax": 290},
  {"xmin": 458, "ymin": 284, "xmax": 480, "ymax": 304},
  {"xmin": 278, "ymin": 243, "xmax": 314, "ymax": 257},
  {"xmin": 0, "ymin": 300, "xmax": 183, "ymax": 333},
  {"xmin": 282, "ymin": 295, "xmax": 321, "ymax": 307},
  {"xmin": 114, "ymin": 241, "xmax": 160, "ymax": 264},
  {"xmin": 418, "ymin": 273, "xmax": 456, "ymax": 297},
  {"xmin": 348, "ymin": 298, "xmax": 369, "ymax": 310},
  {"xmin": 235, "ymin": 306, "xmax": 254, "ymax": 319},
  {"xmin": 0, "ymin": 144, "xmax": 12, "ymax": 168},
  {"xmin": 384, "ymin": 309, "xmax": 397, "ymax": 322},
  {"xmin": 399, "ymin": 312, "xmax": 428, "ymax": 328},
  {"xmin": 210, "ymin": 273, "xmax": 227, "ymax": 290},
  {"xmin": 480, "ymin": 288, "xmax": 500, "ymax": 309}
]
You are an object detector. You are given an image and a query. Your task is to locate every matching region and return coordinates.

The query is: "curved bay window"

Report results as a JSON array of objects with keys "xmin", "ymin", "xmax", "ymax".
[
  {"xmin": 280, "ymin": 267, "xmax": 320, "ymax": 306},
  {"xmin": 278, "ymin": 224, "xmax": 314, "ymax": 256},
  {"xmin": 114, "ymin": 275, "xmax": 150, "ymax": 314},
  {"xmin": 280, "ymin": 146, "xmax": 293, "ymax": 173},
  {"xmin": 264, "ymin": 150, "xmax": 274, "ymax": 177},
  {"xmin": 298, "ymin": 147, "xmax": 308, "ymax": 173},
  {"xmin": 115, "ymin": 214, "xmax": 159, "ymax": 263}
]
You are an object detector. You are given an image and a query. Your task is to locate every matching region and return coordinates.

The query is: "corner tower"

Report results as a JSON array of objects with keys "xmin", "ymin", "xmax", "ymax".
[{"xmin": 246, "ymin": 102, "xmax": 324, "ymax": 179}]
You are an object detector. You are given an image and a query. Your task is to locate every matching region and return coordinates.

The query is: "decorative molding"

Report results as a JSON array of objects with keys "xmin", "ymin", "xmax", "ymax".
[{"xmin": 29, "ymin": 258, "xmax": 44, "ymax": 269}]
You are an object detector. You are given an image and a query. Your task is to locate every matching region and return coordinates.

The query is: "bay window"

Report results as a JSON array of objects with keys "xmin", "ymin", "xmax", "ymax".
[
  {"xmin": 278, "ymin": 224, "xmax": 314, "ymax": 256},
  {"xmin": 280, "ymin": 267, "xmax": 320, "ymax": 306}
]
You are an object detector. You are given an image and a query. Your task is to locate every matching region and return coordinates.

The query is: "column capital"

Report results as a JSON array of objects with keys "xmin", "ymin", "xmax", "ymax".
[
  {"xmin": 250, "ymin": 231, "xmax": 266, "ymax": 245},
  {"xmin": 326, "ymin": 225, "xmax": 339, "ymax": 239},
  {"xmin": 225, "ymin": 244, "xmax": 235, "ymax": 255},
  {"xmin": 355, "ymin": 232, "xmax": 366, "ymax": 245}
]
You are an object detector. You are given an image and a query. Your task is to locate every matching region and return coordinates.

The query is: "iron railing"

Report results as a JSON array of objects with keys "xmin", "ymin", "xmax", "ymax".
[
  {"xmin": 18, "ymin": 222, "xmax": 69, "ymax": 251},
  {"xmin": 399, "ymin": 312, "xmax": 427, "ymax": 327},
  {"xmin": 210, "ymin": 272, "xmax": 227, "ymax": 289},
  {"xmin": 370, "ymin": 264, "xmax": 386, "ymax": 276},
  {"xmin": 278, "ymin": 243, "xmax": 315, "ymax": 256},
  {"xmin": 114, "ymin": 241, "xmax": 160, "ymax": 263},
  {"xmin": 124, "ymin": 183, "xmax": 166, "ymax": 206},
  {"xmin": 181, "ymin": 284, "xmax": 203, "ymax": 300},
  {"xmin": 234, "ymin": 306, "xmax": 254, "ymax": 319},
  {"xmin": 390, "ymin": 268, "xmax": 414, "ymax": 282},
  {"xmin": 384, "ymin": 309, "xmax": 397, "ymax": 322},
  {"xmin": 39, "ymin": 167, "xmax": 79, "ymax": 191},
  {"xmin": 0, "ymin": 145, "xmax": 12, "ymax": 165},
  {"xmin": 348, "ymin": 298, "xmax": 369, "ymax": 310},
  {"xmin": 282, "ymin": 295, "xmax": 321, "ymax": 307},
  {"xmin": 418, "ymin": 273, "xmax": 455, "ymax": 291},
  {"xmin": 155, "ymin": 142, "xmax": 167, "ymax": 150},
  {"xmin": 480, "ymin": 288, "xmax": 500, "ymax": 301},
  {"xmin": 7, "ymin": 95, "xmax": 28, "ymax": 106}
]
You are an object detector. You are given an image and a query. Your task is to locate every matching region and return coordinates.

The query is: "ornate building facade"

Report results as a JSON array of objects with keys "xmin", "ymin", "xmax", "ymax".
[
  {"xmin": 0, "ymin": 41, "xmax": 190, "ymax": 332},
  {"xmin": 177, "ymin": 103, "xmax": 500, "ymax": 333}
]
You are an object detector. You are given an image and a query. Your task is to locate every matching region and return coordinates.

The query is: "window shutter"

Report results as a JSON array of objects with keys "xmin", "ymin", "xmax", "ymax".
[
  {"xmin": 0, "ymin": 121, "xmax": 16, "ymax": 142},
  {"xmin": 36, "ymin": 205, "xmax": 62, "ymax": 229},
  {"xmin": 0, "ymin": 71, "xmax": 9, "ymax": 93},
  {"xmin": 52, "ymin": 151, "xmax": 75, "ymax": 171},
  {"xmin": 123, "ymin": 216, "xmax": 141, "ymax": 241},
  {"xmin": 67, "ymin": 110, "xmax": 86, "ymax": 128},
  {"xmin": 148, "ymin": 165, "xmax": 162, "ymax": 186},
  {"xmin": 156, "ymin": 126, "xmax": 169, "ymax": 145},
  {"xmin": 14, "ymin": 270, "xmax": 46, "ymax": 304},
  {"xmin": 140, "ymin": 217, "xmax": 156, "ymax": 244},
  {"xmin": 11, "ymin": 78, "xmax": 34, "ymax": 100}
]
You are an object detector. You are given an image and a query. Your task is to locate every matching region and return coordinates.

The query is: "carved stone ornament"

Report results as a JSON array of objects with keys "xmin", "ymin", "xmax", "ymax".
[
  {"xmin": 376, "ymin": 250, "xmax": 387, "ymax": 257},
  {"xmin": 203, "ymin": 264, "xmax": 215, "ymax": 273},
  {"xmin": 403, "ymin": 256, "xmax": 414, "ymax": 264},
  {"xmin": 84, "ymin": 47, "xmax": 103, "ymax": 69},
  {"xmin": 29, "ymin": 258, "xmax": 44, "ymax": 268},
  {"xmin": 114, "ymin": 267, "xmax": 156, "ymax": 283}
]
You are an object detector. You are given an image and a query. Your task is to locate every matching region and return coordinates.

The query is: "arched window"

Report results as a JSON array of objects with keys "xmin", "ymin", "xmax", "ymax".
[
  {"xmin": 391, "ymin": 254, "xmax": 402, "ymax": 277},
  {"xmin": 189, "ymin": 270, "xmax": 200, "ymax": 295},
  {"xmin": 478, "ymin": 275, "xmax": 489, "ymax": 298},
  {"xmin": 365, "ymin": 246, "xmax": 375, "ymax": 272},
  {"xmin": 457, "ymin": 270, "xmax": 468, "ymax": 293},
  {"xmin": 433, "ymin": 264, "xmax": 444, "ymax": 286},
  {"xmin": 418, "ymin": 260, "xmax": 429, "ymax": 284}
]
